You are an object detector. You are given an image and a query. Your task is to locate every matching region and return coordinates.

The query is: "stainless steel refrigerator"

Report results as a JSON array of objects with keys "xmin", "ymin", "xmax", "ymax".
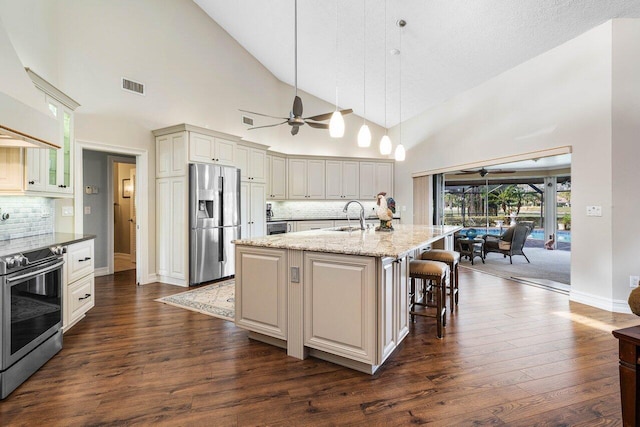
[{"xmin": 189, "ymin": 163, "xmax": 241, "ymax": 285}]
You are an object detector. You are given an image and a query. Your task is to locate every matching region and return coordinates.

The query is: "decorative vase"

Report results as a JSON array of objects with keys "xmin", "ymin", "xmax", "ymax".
[{"xmin": 629, "ymin": 286, "xmax": 640, "ymax": 316}]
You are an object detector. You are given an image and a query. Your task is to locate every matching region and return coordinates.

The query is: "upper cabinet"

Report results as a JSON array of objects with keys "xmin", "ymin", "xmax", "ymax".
[
  {"xmin": 189, "ymin": 132, "xmax": 235, "ymax": 166},
  {"xmin": 359, "ymin": 162, "xmax": 394, "ymax": 200},
  {"xmin": 0, "ymin": 148, "xmax": 23, "ymax": 191},
  {"xmin": 288, "ymin": 158, "xmax": 325, "ymax": 199},
  {"xmin": 267, "ymin": 153, "xmax": 287, "ymax": 200},
  {"xmin": 24, "ymin": 70, "xmax": 80, "ymax": 197},
  {"xmin": 156, "ymin": 132, "xmax": 187, "ymax": 177},
  {"xmin": 326, "ymin": 160, "xmax": 359, "ymax": 200},
  {"xmin": 235, "ymin": 142, "xmax": 267, "ymax": 183}
]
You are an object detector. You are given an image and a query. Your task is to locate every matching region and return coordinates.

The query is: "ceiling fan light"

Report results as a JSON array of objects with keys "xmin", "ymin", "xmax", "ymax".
[
  {"xmin": 394, "ymin": 143, "xmax": 406, "ymax": 161},
  {"xmin": 379, "ymin": 135, "xmax": 392, "ymax": 155},
  {"xmin": 329, "ymin": 110, "xmax": 345, "ymax": 138},
  {"xmin": 357, "ymin": 124, "xmax": 371, "ymax": 147}
]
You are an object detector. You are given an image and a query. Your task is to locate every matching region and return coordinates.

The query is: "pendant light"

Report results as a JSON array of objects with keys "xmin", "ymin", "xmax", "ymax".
[
  {"xmin": 357, "ymin": 0, "xmax": 371, "ymax": 148},
  {"xmin": 394, "ymin": 19, "xmax": 406, "ymax": 162},
  {"xmin": 379, "ymin": 0, "xmax": 392, "ymax": 155},
  {"xmin": 329, "ymin": 0, "xmax": 345, "ymax": 138}
]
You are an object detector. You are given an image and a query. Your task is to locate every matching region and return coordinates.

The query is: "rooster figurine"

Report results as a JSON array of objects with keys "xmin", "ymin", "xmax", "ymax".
[{"xmin": 376, "ymin": 192, "xmax": 396, "ymax": 231}]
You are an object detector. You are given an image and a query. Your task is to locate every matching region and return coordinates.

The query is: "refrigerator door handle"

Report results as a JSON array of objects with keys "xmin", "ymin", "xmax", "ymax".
[
  {"xmin": 219, "ymin": 228, "xmax": 225, "ymax": 262},
  {"xmin": 219, "ymin": 175, "xmax": 224, "ymax": 227}
]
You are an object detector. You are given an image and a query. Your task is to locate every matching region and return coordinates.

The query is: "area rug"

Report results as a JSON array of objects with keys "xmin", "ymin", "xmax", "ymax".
[{"xmin": 155, "ymin": 279, "xmax": 234, "ymax": 322}]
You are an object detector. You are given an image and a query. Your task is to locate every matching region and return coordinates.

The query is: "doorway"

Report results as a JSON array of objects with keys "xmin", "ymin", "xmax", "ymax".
[{"xmin": 112, "ymin": 158, "xmax": 136, "ymax": 272}]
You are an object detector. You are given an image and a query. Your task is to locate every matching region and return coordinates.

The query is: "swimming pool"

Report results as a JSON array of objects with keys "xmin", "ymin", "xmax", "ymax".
[{"xmin": 460, "ymin": 227, "xmax": 571, "ymax": 242}]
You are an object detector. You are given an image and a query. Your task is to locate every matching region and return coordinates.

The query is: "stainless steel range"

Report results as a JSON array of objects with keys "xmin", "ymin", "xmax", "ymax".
[{"xmin": 0, "ymin": 245, "xmax": 65, "ymax": 399}]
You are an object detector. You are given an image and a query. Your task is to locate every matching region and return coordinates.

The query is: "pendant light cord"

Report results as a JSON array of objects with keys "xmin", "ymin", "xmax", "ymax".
[
  {"xmin": 294, "ymin": 0, "xmax": 297, "ymax": 96},
  {"xmin": 399, "ymin": 20, "xmax": 402, "ymax": 144},
  {"xmin": 384, "ymin": 0, "xmax": 387, "ymax": 134},
  {"xmin": 362, "ymin": 0, "xmax": 366, "ymax": 124},
  {"xmin": 335, "ymin": 0, "xmax": 339, "ymax": 109}
]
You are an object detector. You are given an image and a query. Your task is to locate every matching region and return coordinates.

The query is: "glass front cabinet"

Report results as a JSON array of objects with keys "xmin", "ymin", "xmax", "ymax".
[{"xmin": 25, "ymin": 70, "xmax": 79, "ymax": 196}]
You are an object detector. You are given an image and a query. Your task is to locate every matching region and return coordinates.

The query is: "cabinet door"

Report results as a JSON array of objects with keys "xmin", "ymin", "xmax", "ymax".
[
  {"xmin": 325, "ymin": 160, "xmax": 343, "ymax": 199},
  {"xmin": 269, "ymin": 155, "xmax": 287, "ymax": 199},
  {"xmin": 25, "ymin": 148, "xmax": 46, "ymax": 190},
  {"xmin": 235, "ymin": 246, "xmax": 287, "ymax": 340},
  {"xmin": 66, "ymin": 239, "xmax": 94, "ymax": 283},
  {"xmin": 342, "ymin": 161, "xmax": 359, "ymax": 200},
  {"xmin": 215, "ymin": 138, "xmax": 236, "ymax": 166},
  {"xmin": 359, "ymin": 162, "xmax": 376, "ymax": 199},
  {"xmin": 395, "ymin": 256, "xmax": 410, "ymax": 343},
  {"xmin": 67, "ymin": 273, "xmax": 95, "ymax": 327},
  {"xmin": 156, "ymin": 132, "xmax": 186, "ymax": 177},
  {"xmin": 287, "ymin": 159, "xmax": 308, "ymax": 199},
  {"xmin": 249, "ymin": 148, "xmax": 267, "ymax": 182},
  {"xmin": 156, "ymin": 177, "xmax": 187, "ymax": 285},
  {"xmin": 189, "ymin": 132, "xmax": 215, "ymax": 164},
  {"xmin": 306, "ymin": 159, "xmax": 325, "ymax": 199},
  {"xmin": 304, "ymin": 252, "xmax": 376, "ymax": 364},
  {"xmin": 249, "ymin": 182, "xmax": 266, "ymax": 238},
  {"xmin": 378, "ymin": 257, "xmax": 397, "ymax": 363},
  {"xmin": 236, "ymin": 145, "xmax": 250, "ymax": 181},
  {"xmin": 375, "ymin": 163, "xmax": 394, "ymax": 196},
  {"xmin": 0, "ymin": 148, "xmax": 23, "ymax": 191}
]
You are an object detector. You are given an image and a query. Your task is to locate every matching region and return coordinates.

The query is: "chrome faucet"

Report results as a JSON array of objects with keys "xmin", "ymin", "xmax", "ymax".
[{"xmin": 343, "ymin": 200, "xmax": 366, "ymax": 230}]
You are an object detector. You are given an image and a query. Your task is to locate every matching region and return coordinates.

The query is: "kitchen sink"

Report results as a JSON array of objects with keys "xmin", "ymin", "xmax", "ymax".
[{"xmin": 331, "ymin": 226, "xmax": 363, "ymax": 232}]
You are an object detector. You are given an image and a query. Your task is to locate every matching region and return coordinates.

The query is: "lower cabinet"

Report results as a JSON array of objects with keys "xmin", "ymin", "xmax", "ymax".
[
  {"xmin": 156, "ymin": 176, "xmax": 188, "ymax": 286},
  {"xmin": 378, "ymin": 256, "xmax": 409, "ymax": 364},
  {"xmin": 64, "ymin": 239, "xmax": 95, "ymax": 331},
  {"xmin": 235, "ymin": 246, "xmax": 288, "ymax": 340}
]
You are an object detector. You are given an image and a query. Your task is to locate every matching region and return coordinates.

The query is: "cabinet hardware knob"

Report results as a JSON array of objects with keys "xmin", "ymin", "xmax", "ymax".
[
  {"xmin": 28, "ymin": 180, "xmax": 35, "ymax": 185},
  {"xmin": 78, "ymin": 293, "xmax": 91, "ymax": 301}
]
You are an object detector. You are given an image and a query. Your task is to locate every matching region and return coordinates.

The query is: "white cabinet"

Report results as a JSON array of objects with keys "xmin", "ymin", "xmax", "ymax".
[
  {"xmin": 295, "ymin": 221, "xmax": 334, "ymax": 231},
  {"xmin": 156, "ymin": 132, "xmax": 187, "ymax": 177},
  {"xmin": 156, "ymin": 176, "xmax": 188, "ymax": 286},
  {"xmin": 240, "ymin": 181, "xmax": 266, "ymax": 239},
  {"xmin": 377, "ymin": 256, "xmax": 409, "ymax": 364},
  {"xmin": 189, "ymin": 132, "xmax": 235, "ymax": 166},
  {"xmin": 326, "ymin": 160, "xmax": 359, "ymax": 200},
  {"xmin": 0, "ymin": 148, "xmax": 23, "ymax": 192},
  {"xmin": 267, "ymin": 154, "xmax": 287, "ymax": 200},
  {"xmin": 236, "ymin": 143, "xmax": 267, "ymax": 183},
  {"xmin": 25, "ymin": 97, "xmax": 75, "ymax": 195},
  {"xmin": 304, "ymin": 252, "xmax": 377, "ymax": 364},
  {"xmin": 235, "ymin": 246, "xmax": 288, "ymax": 340},
  {"xmin": 64, "ymin": 239, "xmax": 95, "ymax": 331},
  {"xmin": 288, "ymin": 158, "xmax": 325, "ymax": 199},
  {"xmin": 359, "ymin": 162, "xmax": 394, "ymax": 199}
]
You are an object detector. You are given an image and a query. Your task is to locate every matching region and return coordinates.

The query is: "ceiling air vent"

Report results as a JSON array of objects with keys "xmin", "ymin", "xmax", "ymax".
[
  {"xmin": 121, "ymin": 77, "xmax": 145, "ymax": 96},
  {"xmin": 242, "ymin": 115, "xmax": 254, "ymax": 126}
]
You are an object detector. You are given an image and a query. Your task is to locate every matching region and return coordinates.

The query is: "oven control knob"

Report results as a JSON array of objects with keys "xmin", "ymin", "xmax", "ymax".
[
  {"xmin": 5, "ymin": 257, "xmax": 16, "ymax": 268},
  {"xmin": 51, "ymin": 246, "xmax": 64, "ymax": 256},
  {"xmin": 16, "ymin": 255, "xmax": 28, "ymax": 266}
]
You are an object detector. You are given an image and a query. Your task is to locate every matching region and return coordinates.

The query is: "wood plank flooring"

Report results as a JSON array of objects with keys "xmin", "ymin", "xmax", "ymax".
[{"xmin": 1, "ymin": 268, "xmax": 637, "ymax": 426}]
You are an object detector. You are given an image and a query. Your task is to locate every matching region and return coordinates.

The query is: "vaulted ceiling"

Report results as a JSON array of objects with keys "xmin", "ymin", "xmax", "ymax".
[{"xmin": 195, "ymin": 0, "xmax": 640, "ymax": 129}]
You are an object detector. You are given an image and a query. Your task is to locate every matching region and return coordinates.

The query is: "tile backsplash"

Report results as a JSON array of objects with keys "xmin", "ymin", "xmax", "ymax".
[
  {"xmin": 0, "ymin": 197, "xmax": 55, "ymax": 241},
  {"xmin": 268, "ymin": 200, "xmax": 398, "ymax": 220}
]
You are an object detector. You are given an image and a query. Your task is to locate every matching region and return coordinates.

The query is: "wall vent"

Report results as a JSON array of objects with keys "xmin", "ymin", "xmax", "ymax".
[
  {"xmin": 121, "ymin": 77, "xmax": 145, "ymax": 96},
  {"xmin": 242, "ymin": 115, "xmax": 254, "ymax": 126}
]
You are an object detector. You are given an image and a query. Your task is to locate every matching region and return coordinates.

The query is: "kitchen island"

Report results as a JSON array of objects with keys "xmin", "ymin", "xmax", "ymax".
[{"xmin": 233, "ymin": 224, "xmax": 461, "ymax": 374}]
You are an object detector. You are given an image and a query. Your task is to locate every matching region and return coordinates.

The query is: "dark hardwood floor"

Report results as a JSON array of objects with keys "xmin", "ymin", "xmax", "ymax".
[{"xmin": 1, "ymin": 268, "xmax": 637, "ymax": 426}]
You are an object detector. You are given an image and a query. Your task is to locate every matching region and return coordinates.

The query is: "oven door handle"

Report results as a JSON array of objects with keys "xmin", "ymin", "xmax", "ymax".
[{"xmin": 6, "ymin": 260, "xmax": 65, "ymax": 284}]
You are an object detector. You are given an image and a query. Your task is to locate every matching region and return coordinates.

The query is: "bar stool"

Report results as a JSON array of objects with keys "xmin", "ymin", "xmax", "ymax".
[
  {"xmin": 409, "ymin": 260, "xmax": 449, "ymax": 338},
  {"xmin": 420, "ymin": 249, "xmax": 460, "ymax": 312}
]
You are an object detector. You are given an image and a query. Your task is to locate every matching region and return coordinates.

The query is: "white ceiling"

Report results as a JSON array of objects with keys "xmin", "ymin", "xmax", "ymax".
[{"xmin": 195, "ymin": 0, "xmax": 640, "ymax": 129}]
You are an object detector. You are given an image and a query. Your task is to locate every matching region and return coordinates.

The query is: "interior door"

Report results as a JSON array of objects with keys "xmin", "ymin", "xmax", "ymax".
[{"xmin": 129, "ymin": 169, "xmax": 137, "ymax": 263}]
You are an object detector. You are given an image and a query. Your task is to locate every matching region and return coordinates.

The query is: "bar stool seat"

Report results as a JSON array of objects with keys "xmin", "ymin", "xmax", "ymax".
[
  {"xmin": 409, "ymin": 260, "xmax": 449, "ymax": 338},
  {"xmin": 421, "ymin": 249, "xmax": 460, "ymax": 312}
]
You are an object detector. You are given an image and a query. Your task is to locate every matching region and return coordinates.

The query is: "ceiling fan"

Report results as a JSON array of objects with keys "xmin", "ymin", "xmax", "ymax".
[
  {"xmin": 455, "ymin": 167, "xmax": 517, "ymax": 177},
  {"xmin": 239, "ymin": 0, "xmax": 352, "ymax": 136}
]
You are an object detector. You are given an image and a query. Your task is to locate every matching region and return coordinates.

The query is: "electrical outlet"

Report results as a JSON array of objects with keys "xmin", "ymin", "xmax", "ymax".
[
  {"xmin": 291, "ymin": 267, "xmax": 299, "ymax": 283},
  {"xmin": 630, "ymin": 276, "xmax": 640, "ymax": 288},
  {"xmin": 84, "ymin": 206, "xmax": 91, "ymax": 215}
]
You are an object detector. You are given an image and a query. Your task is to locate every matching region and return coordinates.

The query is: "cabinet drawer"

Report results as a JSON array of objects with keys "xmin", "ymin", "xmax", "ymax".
[
  {"xmin": 66, "ymin": 240, "xmax": 94, "ymax": 283},
  {"xmin": 67, "ymin": 274, "xmax": 95, "ymax": 324}
]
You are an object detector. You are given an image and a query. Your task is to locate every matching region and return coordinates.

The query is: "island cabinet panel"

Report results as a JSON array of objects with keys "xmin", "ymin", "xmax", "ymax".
[
  {"xmin": 235, "ymin": 246, "xmax": 287, "ymax": 340},
  {"xmin": 303, "ymin": 252, "xmax": 376, "ymax": 364},
  {"xmin": 377, "ymin": 256, "xmax": 410, "ymax": 365}
]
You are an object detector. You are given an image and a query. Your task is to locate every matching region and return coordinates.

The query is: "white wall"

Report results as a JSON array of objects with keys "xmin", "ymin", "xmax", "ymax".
[
  {"xmin": 394, "ymin": 20, "xmax": 640, "ymax": 312},
  {"xmin": 0, "ymin": 0, "xmax": 388, "ymax": 283}
]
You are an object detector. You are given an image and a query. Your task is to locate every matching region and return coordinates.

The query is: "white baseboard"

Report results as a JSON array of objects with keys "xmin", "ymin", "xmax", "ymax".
[
  {"xmin": 570, "ymin": 289, "xmax": 632, "ymax": 313},
  {"xmin": 94, "ymin": 267, "xmax": 110, "ymax": 277},
  {"xmin": 156, "ymin": 275, "xmax": 188, "ymax": 287}
]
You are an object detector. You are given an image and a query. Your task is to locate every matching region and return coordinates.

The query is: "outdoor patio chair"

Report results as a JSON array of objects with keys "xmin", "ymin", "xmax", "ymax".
[{"xmin": 482, "ymin": 222, "xmax": 531, "ymax": 264}]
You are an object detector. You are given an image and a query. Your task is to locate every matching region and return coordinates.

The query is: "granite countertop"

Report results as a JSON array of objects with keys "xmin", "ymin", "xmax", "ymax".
[
  {"xmin": 234, "ymin": 224, "xmax": 461, "ymax": 258},
  {"xmin": 0, "ymin": 233, "xmax": 96, "ymax": 258}
]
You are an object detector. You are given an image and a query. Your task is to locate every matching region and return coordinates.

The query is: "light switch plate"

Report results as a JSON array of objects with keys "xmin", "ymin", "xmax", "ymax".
[
  {"xmin": 62, "ymin": 206, "xmax": 74, "ymax": 217},
  {"xmin": 586, "ymin": 206, "xmax": 602, "ymax": 217},
  {"xmin": 84, "ymin": 206, "xmax": 91, "ymax": 215}
]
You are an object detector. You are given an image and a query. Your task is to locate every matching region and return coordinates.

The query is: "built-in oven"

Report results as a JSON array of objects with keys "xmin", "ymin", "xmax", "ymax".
[
  {"xmin": 267, "ymin": 221, "xmax": 289, "ymax": 235},
  {"xmin": 0, "ymin": 246, "xmax": 64, "ymax": 399}
]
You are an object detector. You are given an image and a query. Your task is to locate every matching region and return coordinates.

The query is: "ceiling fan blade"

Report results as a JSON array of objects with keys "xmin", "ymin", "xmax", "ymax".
[
  {"xmin": 239, "ymin": 109, "xmax": 287, "ymax": 120},
  {"xmin": 305, "ymin": 121, "xmax": 329, "ymax": 129},
  {"xmin": 291, "ymin": 125, "xmax": 299, "ymax": 136},
  {"xmin": 292, "ymin": 96, "xmax": 303, "ymax": 117},
  {"xmin": 248, "ymin": 121, "xmax": 287, "ymax": 130},
  {"xmin": 492, "ymin": 170, "xmax": 517, "ymax": 174},
  {"xmin": 455, "ymin": 170, "xmax": 478, "ymax": 175},
  {"xmin": 305, "ymin": 108, "xmax": 353, "ymax": 122}
]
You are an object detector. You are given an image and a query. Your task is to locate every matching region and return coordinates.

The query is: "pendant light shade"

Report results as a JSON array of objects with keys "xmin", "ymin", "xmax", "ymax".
[
  {"xmin": 394, "ymin": 143, "xmax": 405, "ymax": 161},
  {"xmin": 329, "ymin": 111, "xmax": 345, "ymax": 138},
  {"xmin": 380, "ymin": 135, "xmax": 392, "ymax": 155},
  {"xmin": 357, "ymin": 123, "xmax": 371, "ymax": 147}
]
